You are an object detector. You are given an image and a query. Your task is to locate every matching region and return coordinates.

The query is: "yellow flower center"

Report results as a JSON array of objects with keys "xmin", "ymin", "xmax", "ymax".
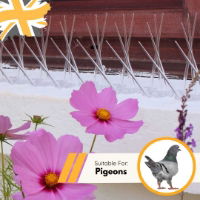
[
  {"xmin": 96, "ymin": 109, "xmax": 111, "ymax": 121},
  {"xmin": 44, "ymin": 173, "xmax": 59, "ymax": 187}
]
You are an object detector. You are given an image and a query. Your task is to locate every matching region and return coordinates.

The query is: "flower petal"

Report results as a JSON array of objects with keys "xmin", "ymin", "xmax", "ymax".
[
  {"xmin": 112, "ymin": 99, "xmax": 139, "ymax": 120},
  {"xmin": 86, "ymin": 121, "xmax": 108, "ymax": 135},
  {"xmin": 104, "ymin": 124, "xmax": 126, "ymax": 142},
  {"xmin": 113, "ymin": 119, "xmax": 144, "ymax": 133},
  {"xmin": 70, "ymin": 81, "xmax": 98, "ymax": 112},
  {"xmin": 12, "ymin": 192, "xmax": 23, "ymax": 200},
  {"xmin": 97, "ymin": 87, "xmax": 117, "ymax": 109},
  {"xmin": 58, "ymin": 184, "xmax": 97, "ymax": 200},
  {"xmin": 86, "ymin": 119, "xmax": 143, "ymax": 142},
  {"xmin": 86, "ymin": 120, "xmax": 125, "ymax": 142},
  {"xmin": 26, "ymin": 129, "xmax": 58, "ymax": 172},
  {"xmin": 15, "ymin": 168, "xmax": 44, "ymax": 195},
  {"xmin": 22, "ymin": 190, "xmax": 56, "ymax": 200},
  {"xmin": 71, "ymin": 111, "xmax": 97, "ymax": 127},
  {"xmin": 11, "ymin": 141, "xmax": 46, "ymax": 195},
  {"xmin": 11, "ymin": 141, "xmax": 46, "ymax": 174},
  {"xmin": 6, "ymin": 132, "xmax": 30, "ymax": 140},
  {"xmin": 11, "ymin": 129, "xmax": 62, "ymax": 195},
  {"xmin": 7, "ymin": 121, "xmax": 31, "ymax": 134},
  {"xmin": 56, "ymin": 135, "xmax": 83, "ymax": 171},
  {"xmin": 0, "ymin": 115, "xmax": 12, "ymax": 133}
]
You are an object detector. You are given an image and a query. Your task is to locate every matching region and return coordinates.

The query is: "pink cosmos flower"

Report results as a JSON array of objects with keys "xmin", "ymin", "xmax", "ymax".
[
  {"xmin": 11, "ymin": 129, "xmax": 96, "ymax": 200},
  {"xmin": 70, "ymin": 81, "xmax": 143, "ymax": 142},
  {"xmin": 0, "ymin": 115, "xmax": 31, "ymax": 140}
]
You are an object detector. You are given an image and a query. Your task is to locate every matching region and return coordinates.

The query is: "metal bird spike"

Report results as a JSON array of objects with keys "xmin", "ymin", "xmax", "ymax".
[
  {"xmin": 123, "ymin": 13, "xmax": 135, "ymax": 54},
  {"xmin": 11, "ymin": 37, "xmax": 26, "ymax": 78},
  {"xmin": 86, "ymin": 21, "xmax": 103, "ymax": 71},
  {"xmin": 86, "ymin": 13, "xmax": 108, "ymax": 74},
  {"xmin": 146, "ymin": 14, "xmax": 165, "ymax": 84},
  {"xmin": 61, "ymin": 15, "xmax": 77, "ymax": 74},
  {"xmin": 106, "ymin": 40, "xmax": 147, "ymax": 95},
  {"xmin": 1, "ymin": 39, "xmax": 34, "ymax": 85},
  {"xmin": 34, "ymin": 16, "xmax": 52, "ymax": 78},
  {"xmin": 181, "ymin": 13, "xmax": 198, "ymax": 81},
  {"xmin": 23, "ymin": 38, "xmax": 59, "ymax": 87},
  {"xmin": 115, "ymin": 13, "xmax": 134, "ymax": 77},
  {"xmin": 38, "ymin": 16, "xmax": 52, "ymax": 74},
  {"xmin": 22, "ymin": 17, "xmax": 59, "ymax": 87},
  {"xmin": 60, "ymin": 22, "xmax": 79, "ymax": 78},
  {"xmin": 138, "ymin": 41, "xmax": 179, "ymax": 98},
  {"xmin": 0, "ymin": 42, "xmax": 12, "ymax": 84},
  {"xmin": 175, "ymin": 41, "xmax": 198, "ymax": 74},
  {"xmin": 115, "ymin": 20, "xmax": 137, "ymax": 88},
  {"xmin": 18, "ymin": 36, "xmax": 25, "ymax": 64},
  {"xmin": 77, "ymin": 39, "xmax": 112, "ymax": 87},
  {"xmin": 114, "ymin": 22, "xmax": 132, "ymax": 75},
  {"xmin": 60, "ymin": 15, "xmax": 77, "ymax": 74},
  {"xmin": 50, "ymin": 37, "xmax": 84, "ymax": 84},
  {"xmin": 76, "ymin": 20, "xmax": 113, "ymax": 89},
  {"xmin": 99, "ymin": 13, "xmax": 108, "ymax": 55}
]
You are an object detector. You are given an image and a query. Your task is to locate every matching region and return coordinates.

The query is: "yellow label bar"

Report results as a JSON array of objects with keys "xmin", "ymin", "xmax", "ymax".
[
  {"xmin": 58, "ymin": 153, "xmax": 77, "ymax": 183},
  {"xmin": 68, "ymin": 153, "xmax": 87, "ymax": 183}
]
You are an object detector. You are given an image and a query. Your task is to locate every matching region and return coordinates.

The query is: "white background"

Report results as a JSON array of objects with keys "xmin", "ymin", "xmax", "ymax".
[{"xmin": 0, "ymin": 70, "xmax": 200, "ymax": 199}]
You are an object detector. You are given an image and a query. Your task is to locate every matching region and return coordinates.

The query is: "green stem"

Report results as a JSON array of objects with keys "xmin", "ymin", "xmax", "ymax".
[
  {"xmin": 1, "ymin": 140, "xmax": 6, "ymax": 200},
  {"xmin": 34, "ymin": 123, "xmax": 38, "ymax": 131},
  {"xmin": 21, "ymin": 185, "xmax": 25, "ymax": 199},
  {"xmin": 180, "ymin": 191, "xmax": 184, "ymax": 200},
  {"xmin": 89, "ymin": 135, "xmax": 97, "ymax": 153}
]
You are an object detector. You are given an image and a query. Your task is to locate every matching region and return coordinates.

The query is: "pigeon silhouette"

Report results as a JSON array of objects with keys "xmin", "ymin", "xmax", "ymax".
[{"xmin": 145, "ymin": 145, "xmax": 181, "ymax": 190}]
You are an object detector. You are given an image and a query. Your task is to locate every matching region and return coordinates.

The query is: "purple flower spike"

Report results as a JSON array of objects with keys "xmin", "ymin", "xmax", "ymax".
[
  {"xmin": 191, "ymin": 139, "xmax": 196, "ymax": 148},
  {"xmin": 185, "ymin": 124, "xmax": 193, "ymax": 140},
  {"xmin": 175, "ymin": 89, "xmax": 196, "ymax": 151},
  {"xmin": 175, "ymin": 127, "xmax": 183, "ymax": 141}
]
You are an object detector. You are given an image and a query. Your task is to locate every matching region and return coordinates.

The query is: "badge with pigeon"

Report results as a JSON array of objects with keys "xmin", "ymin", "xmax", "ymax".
[
  {"xmin": 145, "ymin": 145, "xmax": 181, "ymax": 190},
  {"xmin": 138, "ymin": 138, "xmax": 196, "ymax": 196}
]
